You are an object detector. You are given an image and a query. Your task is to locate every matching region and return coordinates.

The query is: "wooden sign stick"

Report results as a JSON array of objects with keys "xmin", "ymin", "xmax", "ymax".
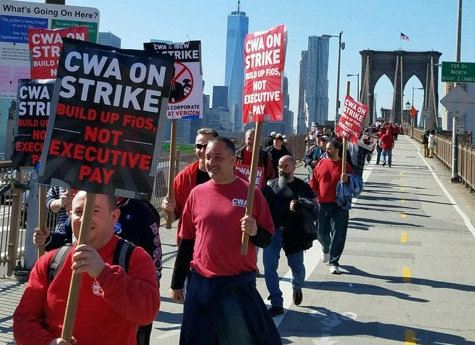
[
  {"xmin": 166, "ymin": 119, "xmax": 178, "ymax": 229},
  {"xmin": 61, "ymin": 192, "xmax": 96, "ymax": 342},
  {"xmin": 240, "ymin": 121, "xmax": 263, "ymax": 255}
]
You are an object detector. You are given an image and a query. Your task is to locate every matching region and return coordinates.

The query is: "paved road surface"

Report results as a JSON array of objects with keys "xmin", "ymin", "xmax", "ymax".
[{"xmin": 1, "ymin": 134, "xmax": 474, "ymax": 344}]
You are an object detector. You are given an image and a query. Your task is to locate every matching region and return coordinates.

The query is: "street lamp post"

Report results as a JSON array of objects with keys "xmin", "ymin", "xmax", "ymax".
[
  {"xmin": 322, "ymin": 32, "xmax": 344, "ymax": 132},
  {"xmin": 405, "ymin": 101, "xmax": 411, "ymax": 125},
  {"xmin": 451, "ymin": 0, "xmax": 462, "ymax": 183},
  {"xmin": 347, "ymin": 73, "xmax": 360, "ymax": 101}
]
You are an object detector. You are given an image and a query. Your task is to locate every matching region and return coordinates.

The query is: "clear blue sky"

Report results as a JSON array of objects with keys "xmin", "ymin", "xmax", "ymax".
[{"xmin": 26, "ymin": 0, "xmax": 475, "ymax": 125}]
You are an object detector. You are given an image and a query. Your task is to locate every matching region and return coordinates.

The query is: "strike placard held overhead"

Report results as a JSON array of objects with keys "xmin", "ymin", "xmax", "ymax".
[
  {"xmin": 28, "ymin": 27, "xmax": 89, "ymax": 79},
  {"xmin": 38, "ymin": 38, "xmax": 174, "ymax": 199},
  {"xmin": 12, "ymin": 79, "xmax": 55, "ymax": 169},
  {"xmin": 336, "ymin": 95, "xmax": 369, "ymax": 144},
  {"xmin": 243, "ymin": 24, "xmax": 287, "ymax": 123},
  {"xmin": 144, "ymin": 40, "xmax": 203, "ymax": 119}
]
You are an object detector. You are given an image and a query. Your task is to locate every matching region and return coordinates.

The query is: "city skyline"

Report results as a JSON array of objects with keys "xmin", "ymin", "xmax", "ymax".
[
  {"xmin": 224, "ymin": 5, "xmax": 248, "ymax": 130},
  {"xmin": 298, "ymin": 36, "xmax": 331, "ymax": 133},
  {"xmin": 19, "ymin": 0, "xmax": 475, "ymax": 129}
]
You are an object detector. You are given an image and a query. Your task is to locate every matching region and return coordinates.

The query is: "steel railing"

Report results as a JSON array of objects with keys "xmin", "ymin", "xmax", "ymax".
[{"xmin": 408, "ymin": 127, "xmax": 474, "ymax": 190}]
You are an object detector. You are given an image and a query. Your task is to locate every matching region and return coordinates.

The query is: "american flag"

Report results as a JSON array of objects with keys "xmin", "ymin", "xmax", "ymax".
[{"xmin": 400, "ymin": 32, "xmax": 409, "ymax": 41}]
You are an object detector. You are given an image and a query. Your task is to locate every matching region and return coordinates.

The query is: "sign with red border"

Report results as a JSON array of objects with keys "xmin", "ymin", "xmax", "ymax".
[
  {"xmin": 336, "ymin": 95, "xmax": 368, "ymax": 144},
  {"xmin": 243, "ymin": 25, "xmax": 286, "ymax": 123}
]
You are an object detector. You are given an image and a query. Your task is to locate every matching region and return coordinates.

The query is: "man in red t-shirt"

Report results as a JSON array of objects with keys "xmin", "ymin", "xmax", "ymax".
[
  {"xmin": 170, "ymin": 137, "xmax": 281, "ymax": 344},
  {"xmin": 161, "ymin": 128, "xmax": 219, "ymax": 224},
  {"xmin": 380, "ymin": 131, "xmax": 395, "ymax": 167},
  {"xmin": 309, "ymin": 139, "xmax": 354, "ymax": 275},
  {"xmin": 14, "ymin": 193, "xmax": 159, "ymax": 345}
]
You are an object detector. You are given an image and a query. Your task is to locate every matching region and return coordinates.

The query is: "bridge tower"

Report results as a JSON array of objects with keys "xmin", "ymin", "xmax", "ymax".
[{"xmin": 359, "ymin": 50, "xmax": 442, "ymax": 129}]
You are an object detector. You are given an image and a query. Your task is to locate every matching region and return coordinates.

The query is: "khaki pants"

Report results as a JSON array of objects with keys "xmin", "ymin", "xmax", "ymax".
[{"xmin": 423, "ymin": 144, "xmax": 429, "ymax": 157}]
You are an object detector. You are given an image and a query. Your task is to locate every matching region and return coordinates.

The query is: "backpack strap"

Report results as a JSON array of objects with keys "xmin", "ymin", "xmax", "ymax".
[
  {"xmin": 47, "ymin": 238, "xmax": 135, "ymax": 285},
  {"xmin": 48, "ymin": 245, "xmax": 73, "ymax": 284},
  {"xmin": 113, "ymin": 237, "xmax": 135, "ymax": 273}
]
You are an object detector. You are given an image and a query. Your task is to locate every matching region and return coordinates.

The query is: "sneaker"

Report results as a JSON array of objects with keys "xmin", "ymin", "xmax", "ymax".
[
  {"xmin": 322, "ymin": 252, "xmax": 330, "ymax": 264},
  {"xmin": 268, "ymin": 306, "xmax": 284, "ymax": 317},
  {"xmin": 382, "ymin": 162, "xmax": 386, "ymax": 166},
  {"xmin": 292, "ymin": 290, "xmax": 303, "ymax": 306},
  {"xmin": 329, "ymin": 264, "xmax": 341, "ymax": 275}
]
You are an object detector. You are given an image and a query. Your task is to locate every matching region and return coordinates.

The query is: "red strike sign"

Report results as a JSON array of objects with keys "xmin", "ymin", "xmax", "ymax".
[
  {"xmin": 242, "ymin": 24, "xmax": 286, "ymax": 123},
  {"xmin": 336, "ymin": 95, "xmax": 369, "ymax": 144},
  {"xmin": 28, "ymin": 27, "xmax": 89, "ymax": 79}
]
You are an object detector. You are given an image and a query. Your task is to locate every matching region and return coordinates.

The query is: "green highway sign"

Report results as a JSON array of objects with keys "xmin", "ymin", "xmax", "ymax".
[
  {"xmin": 161, "ymin": 142, "xmax": 195, "ymax": 152},
  {"xmin": 442, "ymin": 61, "xmax": 475, "ymax": 83}
]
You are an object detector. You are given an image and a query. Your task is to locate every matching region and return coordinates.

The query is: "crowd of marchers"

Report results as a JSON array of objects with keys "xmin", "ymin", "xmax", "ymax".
[{"xmin": 12, "ymin": 122, "xmax": 400, "ymax": 344}]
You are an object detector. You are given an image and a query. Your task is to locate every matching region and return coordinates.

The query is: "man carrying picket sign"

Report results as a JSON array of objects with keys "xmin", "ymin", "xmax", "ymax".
[
  {"xmin": 170, "ymin": 137, "xmax": 282, "ymax": 344},
  {"xmin": 33, "ymin": 195, "xmax": 162, "ymax": 345},
  {"xmin": 14, "ymin": 192, "xmax": 160, "ymax": 345}
]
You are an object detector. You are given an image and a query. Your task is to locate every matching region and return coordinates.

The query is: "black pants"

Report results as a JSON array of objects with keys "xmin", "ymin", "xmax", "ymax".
[{"xmin": 137, "ymin": 323, "xmax": 152, "ymax": 345}]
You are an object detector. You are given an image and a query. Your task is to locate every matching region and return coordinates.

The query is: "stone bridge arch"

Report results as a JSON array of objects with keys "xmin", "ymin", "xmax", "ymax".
[{"xmin": 360, "ymin": 50, "xmax": 442, "ymax": 129}]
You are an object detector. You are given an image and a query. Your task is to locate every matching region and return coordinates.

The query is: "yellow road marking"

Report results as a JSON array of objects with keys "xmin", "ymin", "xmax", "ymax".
[
  {"xmin": 401, "ymin": 199, "xmax": 405, "ymax": 203},
  {"xmin": 400, "ymin": 178, "xmax": 404, "ymax": 183},
  {"xmin": 401, "ymin": 187, "xmax": 406, "ymax": 191},
  {"xmin": 403, "ymin": 267, "xmax": 411, "ymax": 282},
  {"xmin": 401, "ymin": 213, "xmax": 407, "ymax": 219},
  {"xmin": 399, "ymin": 172, "xmax": 403, "ymax": 176},
  {"xmin": 405, "ymin": 330, "xmax": 416, "ymax": 344},
  {"xmin": 401, "ymin": 232, "xmax": 408, "ymax": 243}
]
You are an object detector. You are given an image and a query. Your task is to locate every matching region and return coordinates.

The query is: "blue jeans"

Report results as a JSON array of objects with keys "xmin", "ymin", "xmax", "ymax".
[
  {"xmin": 376, "ymin": 145, "xmax": 382, "ymax": 164},
  {"xmin": 318, "ymin": 203, "xmax": 349, "ymax": 266},
  {"xmin": 382, "ymin": 149, "xmax": 392, "ymax": 166},
  {"xmin": 263, "ymin": 228, "xmax": 305, "ymax": 308},
  {"xmin": 215, "ymin": 290, "xmax": 257, "ymax": 345}
]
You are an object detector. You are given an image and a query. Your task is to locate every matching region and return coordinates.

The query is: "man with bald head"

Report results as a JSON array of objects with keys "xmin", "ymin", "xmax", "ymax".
[
  {"xmin": 14, "ymin": 192, "xmax": 160, "ymax": 345},
  {"xmin": 262, "ymin": 155, "xmax": 317, "ymax": 317}
]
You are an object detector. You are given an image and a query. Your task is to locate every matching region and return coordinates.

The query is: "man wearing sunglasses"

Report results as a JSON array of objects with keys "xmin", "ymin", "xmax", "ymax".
[{"xmin": 162, "ymin": 128, "xmax": 219, "ymax": 225}]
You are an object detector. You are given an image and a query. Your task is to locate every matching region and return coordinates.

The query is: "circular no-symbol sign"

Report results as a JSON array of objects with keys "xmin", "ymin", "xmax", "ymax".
[{"xmin": 169, "ymin": 61, "xmax": 194, "ymax": 104}]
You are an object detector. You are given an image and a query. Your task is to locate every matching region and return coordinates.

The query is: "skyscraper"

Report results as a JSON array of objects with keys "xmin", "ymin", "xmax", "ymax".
[
  {"xmin": 298, "ymin": 36, "xmax": 330, "ymax": 133},
  {"xmin": 224, "ymin": 2, "xmax": 249, "ymax": 131},
  {"xmin": 99, "ymin": 32, "xmax": 121, "ymax": 48},
  {"xmin": 212, "ymin": 86, "xmax": 229, "ymax": 109}
]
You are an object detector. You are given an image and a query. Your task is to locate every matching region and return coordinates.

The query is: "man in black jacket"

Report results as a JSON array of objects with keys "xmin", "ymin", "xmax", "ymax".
[{"xmin": 262, "ymin": 155, "xmax": 317, "ymax": 317}]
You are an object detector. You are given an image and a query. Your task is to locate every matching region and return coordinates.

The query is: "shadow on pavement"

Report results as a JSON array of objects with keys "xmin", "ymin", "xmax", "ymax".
[
  {"xmin": 280, "ymin": 306, "xmax": 475, "ymax": 345},
  {"xmin": 344, "ymin": 266, "xmax": 475, "ymax": 293},
  {"xmin": 305, "ymin": 280, "xmax": 428, "ymax": 303}
]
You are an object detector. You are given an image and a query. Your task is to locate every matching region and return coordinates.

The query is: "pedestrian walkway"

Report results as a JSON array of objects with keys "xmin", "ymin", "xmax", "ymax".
[{"xmin": 1, "ymin": 134, "xmax": 474, "ymax": 344}]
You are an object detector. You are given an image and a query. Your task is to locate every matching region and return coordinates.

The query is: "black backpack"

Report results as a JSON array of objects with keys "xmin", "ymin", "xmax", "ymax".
[{"xmin": 47, "ymin": 237, "xmax": 135, "ymax": 284}]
